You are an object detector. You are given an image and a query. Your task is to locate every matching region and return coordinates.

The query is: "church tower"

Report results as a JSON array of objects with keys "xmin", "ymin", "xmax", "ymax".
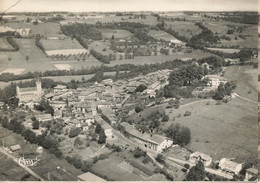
[
  {"xmin": 16, "ymin": 85, "xmax": 20, "ymax": 97},
  {"xmin": 36, "ymin": 79, "xmax": 42, "ymax": 96}
]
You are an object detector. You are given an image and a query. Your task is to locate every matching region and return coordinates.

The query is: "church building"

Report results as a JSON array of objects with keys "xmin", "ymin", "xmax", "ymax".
[{"xmin": 16, "ymin": 80, "xmax": 43, "ymax": 107}]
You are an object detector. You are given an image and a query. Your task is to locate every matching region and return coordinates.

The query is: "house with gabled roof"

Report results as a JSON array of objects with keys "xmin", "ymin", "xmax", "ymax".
[{"xmin": 189, "ymin": 151, "xmax": 212, "ymax": 166}]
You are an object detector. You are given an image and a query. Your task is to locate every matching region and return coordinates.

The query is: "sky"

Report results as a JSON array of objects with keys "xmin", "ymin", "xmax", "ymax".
[{"xmin": 1, "ymin": 0, "xmax": 258, "ymax": 12}]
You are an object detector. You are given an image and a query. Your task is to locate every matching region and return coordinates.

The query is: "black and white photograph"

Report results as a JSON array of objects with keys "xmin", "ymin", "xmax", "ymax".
[{"xmin": 0, "ymin": 0, "xmax": 258, "ymax": 181}]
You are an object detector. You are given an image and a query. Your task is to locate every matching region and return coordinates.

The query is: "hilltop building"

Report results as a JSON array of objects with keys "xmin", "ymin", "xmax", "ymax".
[{"xmin": 16, "ymin": 80, "xmax": 43, "ymax": 107}]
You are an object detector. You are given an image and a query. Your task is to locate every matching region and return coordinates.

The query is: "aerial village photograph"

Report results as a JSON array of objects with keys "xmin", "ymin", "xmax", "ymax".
[{"xmin": 0, "ymin": 0, "xmax": 258, "ymax": 181}]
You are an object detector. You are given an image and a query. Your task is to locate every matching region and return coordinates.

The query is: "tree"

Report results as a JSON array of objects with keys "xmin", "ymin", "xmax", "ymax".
[
  {"xmin": 186, "ymin": 161, "xmax": 206, "ymax": 181},
  {"xmin": 161, "ymin": 114, "xmax": 169, "ymax": 122},
  {"xmin": 135, "ymin": 106, "xmax": 143, "ymax": 113},
  {"xmin": 95, "ymin": 124, "xmax": 102, "ymax": 134},
  {"xmin": 164, "ymin": 123, "xmax": 191, "ymax": 146},
  {"xmin": 32, "ymin": 120, "xmax": 39, "ymax": 129},
  {"xmin": 135, "ymin": 84, "xmax": 147, "ymax": 92},
  {"xmin": 155, "ymin": 154, "xmax": 166, "ymax": 164},
  {"xmin": 111, "ymin": 35, "xmax": 115, "ymax": 40},
  {"xmin": 98, "ymin": 129, "xmax": 106, "ymax": 144},
  {"xmin": 74, "ymin": 137, "xmax": 83, "ymax": 146},
  {"xmin": 69, "ymin": 127, "xmax": 81, "ymax": 138}
]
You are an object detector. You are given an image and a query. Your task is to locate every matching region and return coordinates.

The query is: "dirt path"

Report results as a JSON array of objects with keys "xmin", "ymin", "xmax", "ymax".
[{"xmin": 233, "ymin": 92, "xmax": 257, "ymax": 104}]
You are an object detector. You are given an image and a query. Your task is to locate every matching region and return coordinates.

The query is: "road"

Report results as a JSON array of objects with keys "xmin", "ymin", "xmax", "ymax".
[
  {"xmin": 233, "ymin": 92, "xmax": 257, "ymax": 104},
  {"xmin": 0, "ymin": 147, "xmax": 45, "ymax": 181},
  {"xmin": 167, "ymin": 157, "xmax": 233, "ymax": 179}
]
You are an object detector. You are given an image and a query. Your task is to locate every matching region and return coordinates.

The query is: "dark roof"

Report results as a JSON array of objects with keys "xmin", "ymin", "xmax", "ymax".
[{"xmin": 19, "ymin": 87, "xmax": 37, "ymax": 93}]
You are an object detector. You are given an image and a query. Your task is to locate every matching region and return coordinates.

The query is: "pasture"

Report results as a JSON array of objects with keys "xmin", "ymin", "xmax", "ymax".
[
  {"xmin": 224, "ymin": 65, "xmax": 258, "ymax": 101},
  {"xmin": 88, "ymin": 40, "xmax": 114, "ymax": 56},
  {"xmin": 100, "ymin": 29, "xmax": 132, "ymax": 39},
  {"xmin": 162, "ymin": 98, "xmax": 257, "ymax": 164}
]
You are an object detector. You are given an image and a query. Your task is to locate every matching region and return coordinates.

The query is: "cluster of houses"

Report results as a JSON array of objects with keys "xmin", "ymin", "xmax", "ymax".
[{"xmin": 189, "ymin": 151, "xmax": 257, "ymax": 180}]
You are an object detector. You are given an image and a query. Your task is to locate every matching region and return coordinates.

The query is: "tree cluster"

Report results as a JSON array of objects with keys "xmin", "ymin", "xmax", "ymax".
[
  {"xmin": 164, "ymin": 123, "xmax": 191, "ymax": 146},
  {"xmin": 34, "ymin": 99, "xmax": 54, "ymax": 116}
]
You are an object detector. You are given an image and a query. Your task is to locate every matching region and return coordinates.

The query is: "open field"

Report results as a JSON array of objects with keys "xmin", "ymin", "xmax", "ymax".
[
  {"xmin": 148, "ymin": 30, "xmax": 183, "ymax": 43},
  {"xmin": 6, "ymin": 22, "xmax": 64, "ymax": 38},
  {"xmin": 164, "ymin": 21, "xmax": 201, "ymax": 39},
  {"xmin": 88, "ymin": 40, "xmax": 114, "ymax": 56},
  {"xmin": 162, "ymin": 97, "xmax": 257, "ymax": 164},
  {"xmin": 224, "ymin": 65, "xmax": 258, "ymax": 101},
  {"xmin": 0, "ymin": 38, "xmax": 14, "ymax": 50},
  {"xmin": 108, "ymin": 49, "xmax": 213, "ymax": 66},
  {"xmin": 100, "ymin": 29, "xmax": 132, "ymax": 39}
]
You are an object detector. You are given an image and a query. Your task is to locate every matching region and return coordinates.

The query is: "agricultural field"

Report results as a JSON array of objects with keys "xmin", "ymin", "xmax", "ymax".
[
  {"xmin": 108, "ymin": 49, "xmax": 213, "ymax": 66},
  {"xmin": 41, "ymin": 39, "xmax": 85, "ymax": 51},
  {"xmin": 0, "ymin": 38, "xmax": 14, "ymax": 50},
  {"xmin": 164, "ymin": 21, "xmax": 202, "ymax": 39},
  {"xmin": 66, "ymin": 15, "xmax": 159, "ymax": 26},
  {"xmin": 204, "ymin": 21, "xmax": 258, "ymax": 49},
  {"xmin": 6, "ymin": 22, "xmax": 65, "ymax": 38},
  {"xmin": 100, "ymin": 29, "xmax": 132, "ymax": 39}
]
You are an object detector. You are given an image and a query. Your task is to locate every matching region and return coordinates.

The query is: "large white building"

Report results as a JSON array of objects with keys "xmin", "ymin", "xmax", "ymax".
[{"xmin": 120, "ymin": 122, "xmax": 173, "ymax": 153}]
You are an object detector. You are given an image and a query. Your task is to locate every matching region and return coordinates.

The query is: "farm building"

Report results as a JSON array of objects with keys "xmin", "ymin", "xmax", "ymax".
[
  {"xmin": 189, "ymin": 151, "xmax": 212, "ymax": 166},
  {"xmin": 77, "ymin": 172, "xmax": 106, "ymax": 181},
  {"xmin": 120, "ymin": 122, "xmax": 173, "ymax": 153},
  {"xmin": 16, "ymin": 28, "xmax": 31, "ymax": 37},
  {"xmin": 202, "ymin": 74, "xmax": 227, "ymax": 89},
  {"xmin": 16, "ymin": 80, "xmax": 43, "ymax": 106},
  {"xmin": 218, "ymin": 158, "xmax": 243, "ymax": 175},
  {"xmin": 224, "ymin": 58, "xmax": 239, "ymax": 65},
  {"xmin": 10, "ymin": 144, "xmax": 21, "ymax": 152},
  {"xmin": 245, "ymin": 168, "xmax": 257, "ymax": 181}
]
